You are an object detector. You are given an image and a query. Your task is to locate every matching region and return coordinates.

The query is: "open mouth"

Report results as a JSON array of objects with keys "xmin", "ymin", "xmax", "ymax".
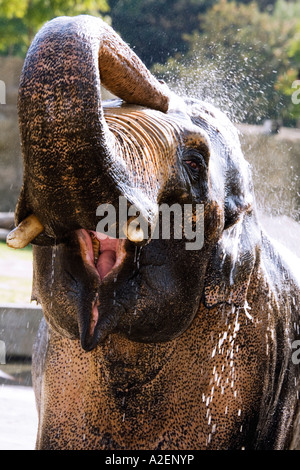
[
  {"xmin": 75, "ymin": 229, "xmax": 128, "ymax": 349},
  {"xmin": 77, "ymin": 229, "xmax": 127, "ymax": 281}
]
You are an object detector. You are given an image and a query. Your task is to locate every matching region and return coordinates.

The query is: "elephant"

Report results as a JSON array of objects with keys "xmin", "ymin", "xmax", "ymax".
[{"xmin": 7, "ymin": 15, "xmax": 300, "ymax": 450}]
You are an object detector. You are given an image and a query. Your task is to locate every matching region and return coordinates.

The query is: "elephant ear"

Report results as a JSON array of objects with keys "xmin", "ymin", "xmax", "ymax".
[{"xmin": 204, "ymin": 210, "xmax": 260, "ymax": 309}]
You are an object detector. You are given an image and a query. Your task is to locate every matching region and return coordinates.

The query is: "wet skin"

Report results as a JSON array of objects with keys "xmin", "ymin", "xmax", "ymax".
[{"xmin": 13, "ymin": 15, "xmax": 300, "ymax": 449}]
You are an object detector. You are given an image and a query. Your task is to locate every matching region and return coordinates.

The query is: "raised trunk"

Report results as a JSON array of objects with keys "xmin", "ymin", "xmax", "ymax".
[{"xmin": 16, "ymin": 15, "xmax": 170, "ymax": 243}]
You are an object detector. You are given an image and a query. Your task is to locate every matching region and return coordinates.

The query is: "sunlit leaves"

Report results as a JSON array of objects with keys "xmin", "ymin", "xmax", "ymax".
[
  {"xmin": 109, "ymin": 0, "xmax": 217, "ymax": 67},
  {"xmin": 0, "ymin": 0, "xmax": 110, "ymax": 55},
  {"xmin": 153, "ymin": 0, "xmax": 298, "ymax": 124},
  {"xmin": 276, "ymin": 20, "xmax": 300, "ymax": 120}
]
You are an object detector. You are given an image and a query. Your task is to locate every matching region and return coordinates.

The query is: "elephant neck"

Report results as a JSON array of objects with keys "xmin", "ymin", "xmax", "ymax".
[
  {"xmin": 41, "ymin": 298, "xmax": 273, "ymax": 449},
  {"xmin": 96, "ymin": 332, "xmax": 177, "ymax": 392}
]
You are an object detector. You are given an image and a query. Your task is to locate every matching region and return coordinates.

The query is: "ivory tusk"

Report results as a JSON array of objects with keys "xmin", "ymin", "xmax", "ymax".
[
  {"xmin": 123, "ymin": 218, "xmax": 145, "ymax": 243},
  {"xmin": 6, "ymin": 214, "xmax": 44, "ymax": 249}
]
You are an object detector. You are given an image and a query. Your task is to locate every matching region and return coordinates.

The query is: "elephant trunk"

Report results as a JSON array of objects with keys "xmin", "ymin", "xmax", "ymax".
[{"xmin": 14, "ymin": 15, "xmax": 171, "ymax": 246}]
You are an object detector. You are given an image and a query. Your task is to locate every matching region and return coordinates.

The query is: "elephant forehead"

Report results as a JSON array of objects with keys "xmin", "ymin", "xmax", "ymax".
[
  {"xmin": 182, "ymin": 131, "xmax": 211, "ymax": 159},
  {"xmin": 104, "ymin": 105, "xmax": 210, "ymax": 167},
  {"xmin": 104, "ymin": 106, "xmax": 181, "ymax": 198},
  {"xmin": 103, "ymin": 105, "xmax": 212, "ymax": 224},
  {"xmin": 104, "ymin": 106, "xmax": 180, "ymax": 158}
]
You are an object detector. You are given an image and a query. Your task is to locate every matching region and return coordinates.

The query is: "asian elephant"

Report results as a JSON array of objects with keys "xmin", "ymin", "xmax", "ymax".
[{"xmin": 7, "ymin": 15, "xmax": 300, "ymax": 450}]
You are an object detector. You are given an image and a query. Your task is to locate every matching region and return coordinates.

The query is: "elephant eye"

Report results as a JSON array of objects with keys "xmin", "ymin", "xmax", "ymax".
[
  {"xmin": 183, "ymin": 153, "xmax": 207, "ymax": 183},
  {"xmin": 185, "ymin": 160, "xmax": 201, "ymax": 171},
  {"xmin": 184, "ymin": 153, "xmax": 206, "ymax": 173}
]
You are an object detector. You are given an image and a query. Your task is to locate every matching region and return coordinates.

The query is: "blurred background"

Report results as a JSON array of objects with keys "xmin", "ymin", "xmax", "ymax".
[{"xmin": 0, "ymin": 0, "xmax": 299, "ymax": 449}]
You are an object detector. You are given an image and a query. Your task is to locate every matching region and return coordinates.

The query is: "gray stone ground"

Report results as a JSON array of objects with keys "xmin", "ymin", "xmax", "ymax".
[{"xmin": 0, "ymin": 385, "xmax": 37, "ymax": 450}]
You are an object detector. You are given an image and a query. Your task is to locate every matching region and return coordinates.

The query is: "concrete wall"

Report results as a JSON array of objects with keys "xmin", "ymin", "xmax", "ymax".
[{"xmin": 0, "ymin": 304, "xmax": 43, "ymax": 358}]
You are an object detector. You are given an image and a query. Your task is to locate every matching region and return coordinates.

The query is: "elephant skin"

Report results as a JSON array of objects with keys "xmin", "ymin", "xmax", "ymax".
[{"xmin": 13, "ymin": 15, "xmax": 300, "ymax": 450}]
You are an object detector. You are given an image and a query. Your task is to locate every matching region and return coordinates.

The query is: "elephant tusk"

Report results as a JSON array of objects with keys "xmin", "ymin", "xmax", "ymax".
[
  {"xmin": 123, "ymin": 218, "xmax": 145, "ymax": 243},
  {"xmin": 6, "ymin": 214, "xmax": 44, "ymax": 249}
]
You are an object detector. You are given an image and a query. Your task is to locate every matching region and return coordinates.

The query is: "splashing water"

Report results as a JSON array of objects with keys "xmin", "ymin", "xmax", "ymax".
[
  {"xmin": 160, "ymin": 50, "xmax": 300, "ymax": 277},
  {"xmin": 155, "ymin": 43, "xmax": 279, "ymax": 126},
  {"xmin": 49, "ymin": 240, "xmax": 57, "ymax": 309}
]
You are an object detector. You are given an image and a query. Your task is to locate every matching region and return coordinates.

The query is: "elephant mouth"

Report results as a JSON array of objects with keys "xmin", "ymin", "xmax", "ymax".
[
  {"xmin": 76, "ymin": 229, "xmax": 127, "ymax": 282},
  {"xmin": 76, "ymin": 229, "xmax": 128, "ymax": 349}
]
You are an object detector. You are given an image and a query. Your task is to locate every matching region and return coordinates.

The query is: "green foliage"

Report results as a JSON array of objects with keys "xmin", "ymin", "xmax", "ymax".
[
  {"xmin": 109, "ymin": 0, "xmax": 281, "ymax": 68},
  {"xmin": 0, "ymin": 0, "xmax": 299, "ymax": 124},
  {"xmin": 276, "ymin": 20, "xmax": 300, "ymax": 120},
  {"xmin": 0, "ymin": 0, "xmax": 110, "ymax": 56},
  {"xmin": 110, "ymin": 0, "xmax": 217, "ymax": 67},
  {"xmin": 289, "ymin": 22, "xmax": 300, "ymax": 63},
  {"xmin": 273, "ymin": 0, "xmax": 300, "ymax": 20},
  {"xmin": 154, "ymin": 0, "xmax": 298, "ymax": 124},
  {"xmin": 234, "ymin": 0, "xmax": 277, "ymax": 10}
]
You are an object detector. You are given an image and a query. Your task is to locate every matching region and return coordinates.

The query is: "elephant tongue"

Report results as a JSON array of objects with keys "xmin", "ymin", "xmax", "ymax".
[
  {"xmin": 76, "ymin": 229, "xmax": 123, "ymax": 350},
  {"xmin": 77, "ymin": 229, "xmax": 119, "ymax": 281},
  {"xmin": 97, "ymin": 244, "xmax": 117, "ymax": 279},
  {"xmin": 91, "ymin": 232, "xmax": 118, "ymax": 280}
]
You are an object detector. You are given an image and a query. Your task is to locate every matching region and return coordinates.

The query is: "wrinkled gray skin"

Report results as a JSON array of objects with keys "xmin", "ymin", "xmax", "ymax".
[{"xmin": 14, "ymin": 15, "xmax": 300, "ymax": 449}]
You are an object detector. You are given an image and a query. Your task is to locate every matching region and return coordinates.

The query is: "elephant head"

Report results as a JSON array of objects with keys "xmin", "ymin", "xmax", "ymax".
[{"xmin": 9, "ymin": 15, "xmax": 258, "ymax": 351}]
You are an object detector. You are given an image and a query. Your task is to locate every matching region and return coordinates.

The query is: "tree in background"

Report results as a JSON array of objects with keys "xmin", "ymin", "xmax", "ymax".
[
  {"xmin": 0, "ymin": 0, "xmax": 110, "ymax": 56},
  {"xmin": 153, "ymin": 0, "xmax": 298, "ymax": 124},
  {"xmin": 109, "ymin": 0, "xmax": 281, "ymax": 68},
  {"xmin": 233, "ymin": 0, "xmax": 278, "ymax": 10},
  {"xmin": 109, "ymin": 0, "xmax": 218, "ymax": 67},
  {"xmin": 276, "ymin": 18, "xmax": 300, "ymax": 122}
]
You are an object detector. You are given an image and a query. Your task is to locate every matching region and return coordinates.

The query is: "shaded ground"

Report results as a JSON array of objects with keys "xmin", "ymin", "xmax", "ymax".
[{"xmin": 0, "ymin": 241, "xmax": 37, "ymax": 449}]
